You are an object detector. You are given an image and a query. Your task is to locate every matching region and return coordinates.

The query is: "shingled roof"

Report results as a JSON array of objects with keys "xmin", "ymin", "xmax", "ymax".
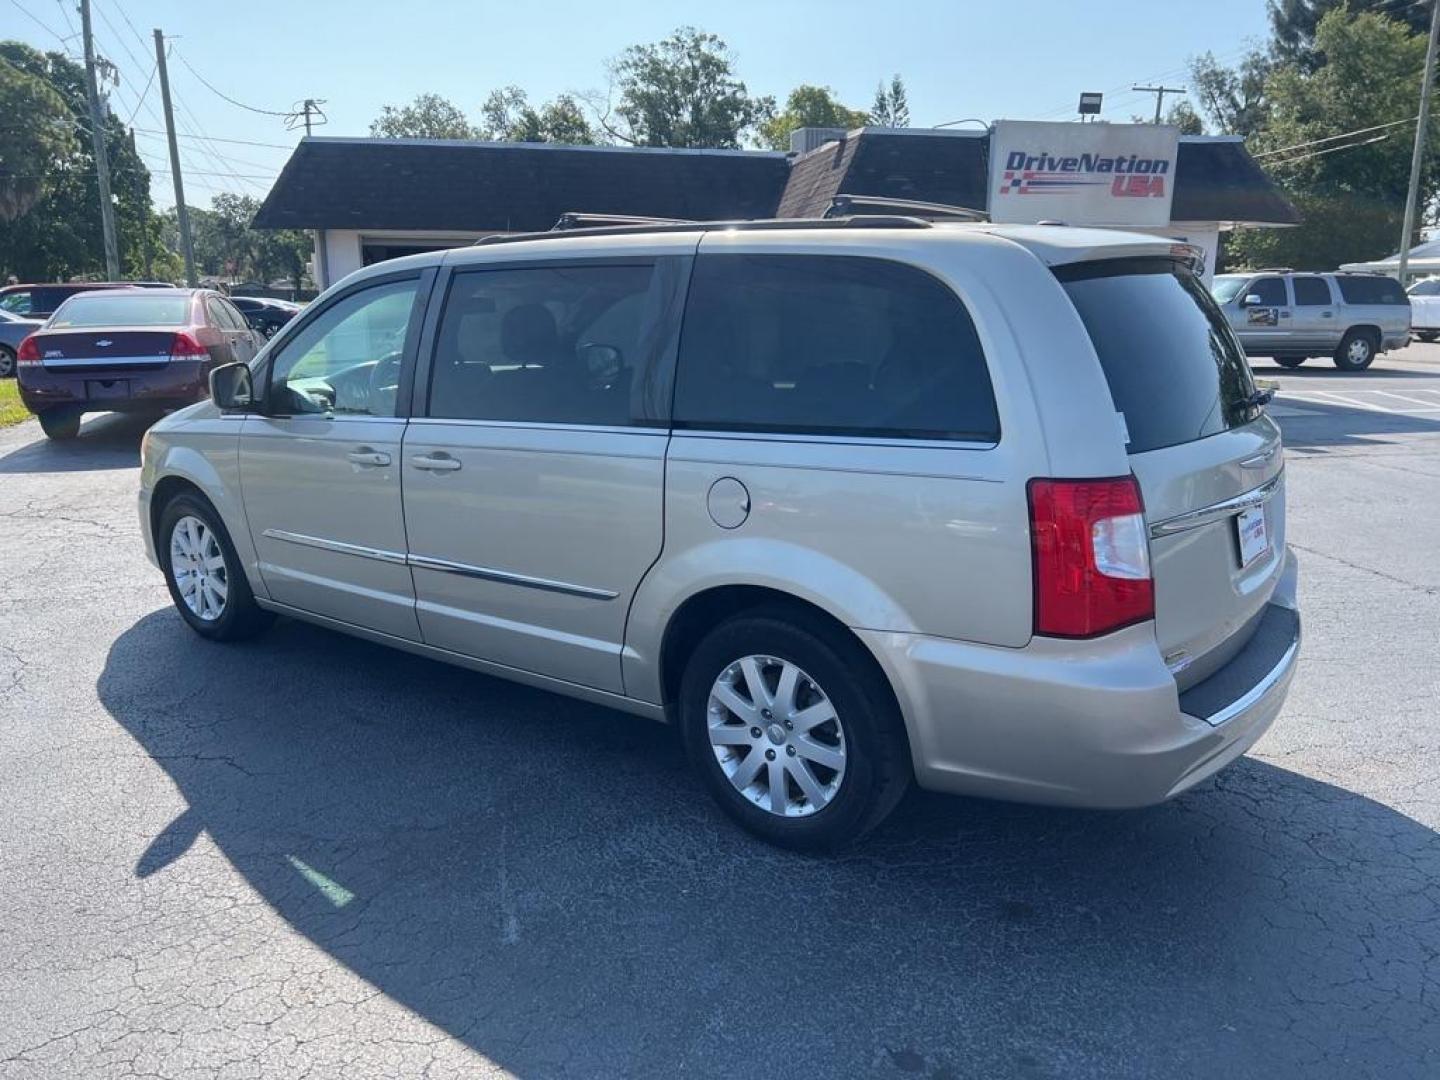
[
  {"xmin": 251, "ymin": 137, "xmax": 791, "ymax": 232},
  {"xmin": 254, "ymin": 130, "xmax": 1299, "ymax": 232}
]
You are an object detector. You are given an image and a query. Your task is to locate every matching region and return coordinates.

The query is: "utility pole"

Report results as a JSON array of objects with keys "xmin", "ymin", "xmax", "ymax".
[
  {"xmin": 79, "ymin": 0, "xmax": 120, "ymax": 279},
  {"xmin": 1132, "ymin": 84, "xmax": 1186, "ymax": 125},
  {"xmin": 154, "ymin": 29, "xmax": 196, "ymax": 287},
  {"xmin": 1398, "ymin": 0, "xmax": 1440, "ymax": 285}
]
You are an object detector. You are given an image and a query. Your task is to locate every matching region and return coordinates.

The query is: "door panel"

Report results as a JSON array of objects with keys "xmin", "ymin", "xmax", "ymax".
[
  {"xmin": 241, "ymin": 416, "xmax": 419, "ymax": 639},
  {"xmin": 401, "ymin": 257, "xmax": 685, "ymax": 691},
  {"xmin": 1233, "ymin": 275, "xmax": 1292, "ymax": 354},
  {"xmin": 1289, "ymin": 275, "xmax": 1338, "ymax": 351},
  {"xmin": 239, "ymin": 274, "xmax": 427, "ymax": 639},
  {"xmin": 403, "ymin": 423, "xmax": 666, "ymax": 690}
]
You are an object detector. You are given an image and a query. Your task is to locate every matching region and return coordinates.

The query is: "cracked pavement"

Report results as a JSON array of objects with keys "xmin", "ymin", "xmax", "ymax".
[{"xmin": 1, "ymin": 350, "xmax": 1438, "ymax": 1079}]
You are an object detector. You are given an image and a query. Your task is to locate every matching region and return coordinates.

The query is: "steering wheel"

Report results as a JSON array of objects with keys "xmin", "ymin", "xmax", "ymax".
[{"xmin": 367, "ymin": 350, "xmax": 404, "ymax": 414}]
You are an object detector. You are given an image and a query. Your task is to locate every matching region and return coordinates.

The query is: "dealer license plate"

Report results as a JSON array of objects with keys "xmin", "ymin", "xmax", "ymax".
[{"xmin": 1235, "ymin": 505, "xmax": 1270, "ymax": 567}]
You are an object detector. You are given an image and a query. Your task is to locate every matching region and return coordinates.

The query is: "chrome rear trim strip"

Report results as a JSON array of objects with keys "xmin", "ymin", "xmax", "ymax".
[
  {"xmin": 1201, "ymin": 632, "xmax": 1301, "ymax": 728},
  {"xmin": 42, "ymin": 356, "xmax": 169, "ymax": 369},
  {"xmin": 1148, "ymin": 473, "xmax": 1283, "ymax": 539},
  {"xmin": 261, "ymin": 529, "xmax": 408, "ymax": 565},
  {"xmin": 407, "ymin": 554, "xmax": 617, "ymax": 600}
]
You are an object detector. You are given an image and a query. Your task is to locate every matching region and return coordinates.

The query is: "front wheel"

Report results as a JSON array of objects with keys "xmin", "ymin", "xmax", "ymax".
[
  {"xmin": 1334, "ymin": 330, "xmax": 1378, "ymax": 371},
  {"xmin": 678, "ymin": 609, "xmax": 911, "ymax": 851},
  {"xmin": 158, "ymin": 494, "xmax": 274, "ymax": 641},
  {"xmin": 1416, "ymin": 331, "xmax": 1439, "ymax": 343}
]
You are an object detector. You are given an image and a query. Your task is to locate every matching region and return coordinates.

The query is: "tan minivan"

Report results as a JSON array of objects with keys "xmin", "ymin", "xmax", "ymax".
[{"xmin": 138, "ymin": 218, "xmax": 1301, "ymax": 850}]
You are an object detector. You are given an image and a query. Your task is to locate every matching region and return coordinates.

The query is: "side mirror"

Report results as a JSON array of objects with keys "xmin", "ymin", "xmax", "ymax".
[
  {"xmin": 209, "ymin": 362, "xmax": 254, "ymax": 411},
  {"xmin": 1242, "ymin": 293, "xmax": 1265, "ymax": 307}
]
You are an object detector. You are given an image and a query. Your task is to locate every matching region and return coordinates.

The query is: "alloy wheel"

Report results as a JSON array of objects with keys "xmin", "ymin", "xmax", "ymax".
[
  {"xmin": 706, "ymin": 654, "xmax": 847, "ymax": 817},
  {"xmin": 1348, "ymin": 337, "xmax": 1372, "ymax": 363},
  {"xmin": 169, "ymin": 515, "xmax": 228, "ymax": 621}
]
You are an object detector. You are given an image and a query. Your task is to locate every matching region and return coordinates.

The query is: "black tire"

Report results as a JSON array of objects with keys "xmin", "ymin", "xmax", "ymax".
[
  {"xmin": 157, "ymin": 493, "xmax": 274, "ymax": 642},
  {"xmin": 0, "ymin": 345, "xmax": 15, "ymax": 378},
  {"xmin": 678, "ymin": 607, "xmax": 911, "ymax": 851},
  {"xmin": 37, "ymin": 409, "xmax": 81, "ymax": 440},
  {"xmin": 1417, "ymin": 331, "xmax": 1439, "ymax": 343},
  {"xmin": 1334, "ymin": 329, "xmax": 1378, "ymax": 371},
  {"xmin": 1274, "ymin": 355, "xmax": 1306, "ymax": 369}
]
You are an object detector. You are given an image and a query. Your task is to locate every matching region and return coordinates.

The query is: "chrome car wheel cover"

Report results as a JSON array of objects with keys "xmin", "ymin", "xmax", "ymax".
[
  {"xmin": 707, "ymin": 655, "xmax": 846, "ymax": 817},
  {"xmin": 1348, "ymin": 338, "xmax": 1371, "ymax": 362},
  {"xmin": 170, "ymin": 515, "xmax": 228, "ymax": 621}
]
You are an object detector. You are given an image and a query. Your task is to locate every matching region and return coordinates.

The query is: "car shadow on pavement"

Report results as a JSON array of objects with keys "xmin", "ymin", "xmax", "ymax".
[
  {"xmin": 0, "ymin": 413, "xmax": 148, "ymax": 473},
  {"xmin": 1274, "ymin": 396, "xmax": 1440, "ymax": 451},
  {"xmin": 97, "ymin": 610, "xmax": 1440, "ymax": 1079}
]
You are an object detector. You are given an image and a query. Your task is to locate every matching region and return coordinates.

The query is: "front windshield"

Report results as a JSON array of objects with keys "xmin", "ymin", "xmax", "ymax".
[{"xmin": 1211, "ymin": 276, "xmax": 1249, "ymax": 304}]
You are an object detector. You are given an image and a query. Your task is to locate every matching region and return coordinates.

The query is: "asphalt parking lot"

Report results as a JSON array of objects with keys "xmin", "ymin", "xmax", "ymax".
[{"xmin": 1, "ymin": 348, "xmax": 1438, "ymax": 1080}]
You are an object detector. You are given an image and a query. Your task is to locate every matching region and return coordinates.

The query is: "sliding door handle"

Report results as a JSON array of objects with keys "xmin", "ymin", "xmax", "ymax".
[{"xmin": 411, "ymin": 453, "xmax": 462, "ymax": 472}]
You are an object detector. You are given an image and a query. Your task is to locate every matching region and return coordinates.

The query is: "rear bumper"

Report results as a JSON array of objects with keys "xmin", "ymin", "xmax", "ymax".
[
  {"xmin": 1381, "ymin": 331, "xmax": 1411, "ymax": 351},
  {"xmin": 17, "ymin": 359, "xmax": 206, "ymax": 414},
  {"xmin": 858, "ymin": 547, "xmax": 1301, "ymax": 809}
]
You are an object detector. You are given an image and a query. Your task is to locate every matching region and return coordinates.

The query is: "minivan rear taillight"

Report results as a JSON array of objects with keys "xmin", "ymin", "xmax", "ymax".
[
  {"xmin": 1028, "ymin": 476, "xmax": 1154, "ymax": 638},
  {"xmin": 16, "ymin": 334, "xmax": 41, "ymax": 368},
  {"xmin": 170, "ymin": 331, "xmax": 209, "ymax": 359}
]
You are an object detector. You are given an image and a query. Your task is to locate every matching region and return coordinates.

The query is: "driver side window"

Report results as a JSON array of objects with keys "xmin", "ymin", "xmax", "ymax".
[{"xmin": 269, "ymin": 279, "xmax": 418, "ymax": 417}]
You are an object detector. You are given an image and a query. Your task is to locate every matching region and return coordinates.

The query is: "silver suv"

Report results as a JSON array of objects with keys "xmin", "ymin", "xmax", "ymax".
[
  {"xmin": 138, "ymin": 220, "xmax": 1301, "ymax": 850},
  {"xmin": 1211, "ymin": 269, "xmax": 1410, "ymax": 370}
]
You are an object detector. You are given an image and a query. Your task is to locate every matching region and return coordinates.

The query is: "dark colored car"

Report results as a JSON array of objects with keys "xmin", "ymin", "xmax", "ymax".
[
  {"xmin": 0, "ymin": 281, "xmax": 173, "ymax": 319},
  {"xmin": 16, "ymin": 288, "xmax": 263, "ymax": 439},
  {"xmin": 229, "ymin": 295, "xmax": 301, "ymax": 338},
  {"xmin": 0, "ymin": 309, "xmax": 45, "ymax": 377}
]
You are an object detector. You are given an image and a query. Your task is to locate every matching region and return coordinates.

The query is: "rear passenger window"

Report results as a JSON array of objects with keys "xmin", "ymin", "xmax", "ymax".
[
  {"xmin": 673, "ymin": 254, "xmax": 999, "ymax": 442},
  {"xmin": 428, "ymin": 264, "xmax": 661, "ymax": 426},
  {"xmin": 1292, "ymin": 277, "xmax": 1332, "ymax": 305},
  {"xmin": 1336, "ymin": 275, "xmax": 1407, "ymax": 304},
  {"xmin": 1248, "ymin": 277, "xmax": 1288, "ymax": 306}
]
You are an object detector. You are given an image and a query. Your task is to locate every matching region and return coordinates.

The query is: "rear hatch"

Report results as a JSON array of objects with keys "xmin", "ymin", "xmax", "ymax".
[
  {"xmin": 1057, "ymin": 257, "xmax": 1285, "ymax": 689},
  {"xmin": 34, "ymin": 329, "xmax": 179, "ymax": 373}
]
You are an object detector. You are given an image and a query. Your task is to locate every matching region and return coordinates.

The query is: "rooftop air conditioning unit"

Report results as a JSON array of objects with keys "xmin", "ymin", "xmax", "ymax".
[{"xmin": 789, "ymin": 127, "xmax": 849, "ymax": 155}]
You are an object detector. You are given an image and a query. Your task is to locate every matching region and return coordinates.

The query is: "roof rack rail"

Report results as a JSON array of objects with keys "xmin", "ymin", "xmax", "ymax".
[
  {"xmin": 1254, "ymin": 267, "xmax": 1296, "ymax": 273},
  {"xmin": 552, "ymin": 211, "xmax": 694, "ymax": 230},
  {"xmin": 473, "ymin": 215, "xmax": 934, "ymax": 247},
  {"xmin": 826, "ymin": 193, "xmax": 988, "ymax": 221}
]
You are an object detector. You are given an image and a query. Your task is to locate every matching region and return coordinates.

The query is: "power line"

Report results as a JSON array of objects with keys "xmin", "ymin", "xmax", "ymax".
[
  {"xmin": 6, "ymin": 0, "xmax": 73, "ymax": 46},
  {"xmin": 1265, "ymin": 132, "xmax": 1397, "ymax": 167},
  {"xmin": 172, "ymin": 48, "xmax": 293, "ymax": 117},
  {"xmin": 124, "ymin": 61, "xmax": 157, "ymax": 127},
  {"xmin": 1254, "ymin": 116, "xmax": 1419, "ymax": 158}
]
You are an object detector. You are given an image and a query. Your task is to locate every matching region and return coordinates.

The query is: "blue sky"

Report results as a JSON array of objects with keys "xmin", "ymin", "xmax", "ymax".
[{"xmin": 1, "ymin": 0, "xmax": 1273, "ymax": 209}]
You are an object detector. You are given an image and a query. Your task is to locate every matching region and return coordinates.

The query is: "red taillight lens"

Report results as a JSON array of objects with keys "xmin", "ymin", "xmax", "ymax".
[
  {"xmin": 16, "ymin": 334, "xmax": 41, "ymax": 367},
  {"xmin": 1028, "ymin": 476, "xmax": 1154, "ymax": 638},
  {"xmin": 170, "ymin": 331, "xmax": 209, "ymax": 359}
]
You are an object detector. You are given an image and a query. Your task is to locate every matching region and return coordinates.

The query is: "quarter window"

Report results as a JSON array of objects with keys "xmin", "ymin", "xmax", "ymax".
[
  {"xmin": 0, "ymin": 291, "xmax": 32, "ymax": 315},
  {"xmin": 428, "ymin": 264, "xmax": 660, "ymax": 426},
  {"xmin": 672, "ymin": 254, "xmax": 999, "ymax": 441},
  {"xmin": 1336, "ymin": 275, "xmax": 1407, "ymax": 304},
  {"xmin": 1291, "ymin": 277, "xmax": 1332, "ymax": 305},
  {"xmin": 268, "ymin": 278, "xmax": 418, "ymax": 418}
]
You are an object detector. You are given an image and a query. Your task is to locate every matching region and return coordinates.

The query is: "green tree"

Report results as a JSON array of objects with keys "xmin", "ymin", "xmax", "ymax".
[
  {"xmin": 0, "ymin": 52, "xmax": 72, "ymax": 221},
  {"xmin": 0, "ymin": 42, "xmax": 156, "ymax": 281},
  {"xmin": 1227, "ymin": 10, "xmax": 1439, "ymax": 270},
  {"xmin": 370, "ymin": 93, "xmax": 478, "ymax": 139},
  {"xmin": 758, "ymin": 84, "xmax": 869, "ymax": 151},
  {"xmin": 1269, "ymin": 0, "xmax": 1432, "ymax": 68},
  {"xmin": 163, "ymin": 194, "xmax": 310, "ymax": 289},
  {"xmin": 479, "ymin": 86, "xmax": 595, "ymax": 144},
  {"xmin": 1188, "ymin": 48, "xmax": 1274, "ymax": 140},
  {"xmin": 870, "ymin": 75, "xmax": 910, "ymax": 128},
  {"xmin": 602, "ymin": 27, "xmax": 773, "ymax": 149}
]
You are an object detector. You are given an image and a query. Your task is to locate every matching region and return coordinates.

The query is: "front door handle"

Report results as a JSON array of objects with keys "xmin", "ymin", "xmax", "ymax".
[
  {"xmin": 346, "ymin": 448, "xmax": 391, "ymax": 467},
  {"xmin": 411, "ymin": 453, "xmax": 462, "ymax": 472},
  {"xmin": 1321, "ymin": 311, "xmax": 1334, "ymax": 317}
]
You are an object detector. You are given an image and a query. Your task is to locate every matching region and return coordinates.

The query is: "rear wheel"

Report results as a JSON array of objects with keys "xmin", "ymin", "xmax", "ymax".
[
  {"xmin": 1274, "ymin": 355, "xmax": 1306, "ymax": 369},
  {"xmin": 37, "ymin": 409, "xmax": 81, "ymax": 440},
  {"xmin": 678, "ymin": 608, "xmax": 911, "ymax": 851},
  {"xmin": 158, "ymin": 493, "xmax": 274, "ymax": 641},
  {"xmin": 0, "ymin": 345, "xmax": 14, "ymax": 378},
  {"xmin": 1334, "ymin": 329, "xmax": 1378, "ymax": 371}
]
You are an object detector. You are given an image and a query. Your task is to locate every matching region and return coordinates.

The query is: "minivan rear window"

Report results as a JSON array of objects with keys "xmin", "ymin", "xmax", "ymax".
[
  {"xmin": 1335, "ymin": 275, "xmax": 1407, "ymax": 305},
  {"xmin": 1057, "ymin": 258, "xmax": 1259, "ymax": 454}
]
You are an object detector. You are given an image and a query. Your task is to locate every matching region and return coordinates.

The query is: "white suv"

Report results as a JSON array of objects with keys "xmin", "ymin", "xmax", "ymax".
[{"xmin": 139, "ymin": 219, "xmax": 1301, "ymax": 850}]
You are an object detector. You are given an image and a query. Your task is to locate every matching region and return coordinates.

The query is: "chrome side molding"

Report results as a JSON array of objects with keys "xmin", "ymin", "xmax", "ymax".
[{"xmin": 262, "ymin": 528, "xmax": 616, "ymax": 600}]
